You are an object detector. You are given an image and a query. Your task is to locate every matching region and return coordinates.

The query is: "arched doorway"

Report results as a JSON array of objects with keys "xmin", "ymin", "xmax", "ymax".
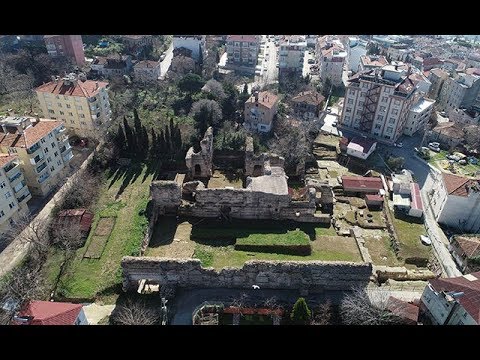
[{"xmin": 194, "ymin": 164, "xmax": 202, "ymax": 176}]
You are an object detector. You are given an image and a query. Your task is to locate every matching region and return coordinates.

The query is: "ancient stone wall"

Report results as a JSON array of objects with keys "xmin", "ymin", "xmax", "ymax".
[
  {"xmin": 150, "ymin": 181, "xmax": 182, "ymax": 215},
  {"xmin": 122, "ymin": 257, "xmax": 372, "ymax": 292},
  {"xmin": 185, "ymin": 127, "xmax": 214, "ymax": 178}
]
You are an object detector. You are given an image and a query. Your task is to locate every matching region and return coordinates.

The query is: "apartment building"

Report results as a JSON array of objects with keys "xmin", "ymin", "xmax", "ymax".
[
  {"xmin": 0, "ymin": 117, "xmax": 73, "ymax": 197},
  {"xmin": 291, "ymin": 90, "xmax": 325, "ymax": 120},
  {"xmin": 35, "ymin": 74, "xmax": 110, "ymax": 138},
  {"xmin": 226, "ymin": 35, "xmax": 260, "ymax": 74},
  {"xmin": 133, "ymin": 60, "xmax": 160, "ymax": 82},
  {"xmin": 438, "ymin": 73, "xmax": 480, "ymax": 114},
  {"xmin": 244, "ymin": 91, "xmax": 278, "ymax": 133},
  {"xmin": 44, "ymin": 35, "xmax": 85, "ymax": 66},
  {"xmin": 340, "ymin": 64, "xmax": 417, "ymax": 143},
  {"xmin": 90, "ymin": 55, "xmax": 132, "ymax": 78},
  {"xmin": 404, "ymin": 97, "xmax": 435, "ymax": 136},
  {"xmin": 408, "ymin": 72, "xmax": 432, "ymax": 95},
  {"xmin": 428, "ymin": 68, "xmax": 449, "ymax": 100},
  {"xmin": 278, "ymin": 36, "xmax": 307, "ymax": 80},
  {"xmin": 173, "ymin": 35, "xmax": 206, "ymax": 63},
  {"xmin": 316, "ymin": 36, "xmax": 347, "ymax": 86},
  {"xmin": 0, "ymin": 154, "xmax": 31, "ymax": 238},
  {"xmin": 120, "ymin": 35, "xmax": 153, "ymax": 56}
]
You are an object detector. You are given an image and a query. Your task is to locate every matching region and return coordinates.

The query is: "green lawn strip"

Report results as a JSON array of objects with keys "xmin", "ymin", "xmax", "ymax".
[
  {"xmin": 236, "ymin": 230, "xmax": 309, "ymax": 246},
  {"xmin": 364, "ymin": 236, "xmax": 402, "ymax": 267},
  {"xmin": 314, "ymin": 225, "xmax": 337, "ymax": 237},
  {"xmin": 55, "ymin": 165, "xmax": 152, "ymax": 300},
  {"xmin": 390, "ymin": 210, "xmax": 430, "ymax": 261}
]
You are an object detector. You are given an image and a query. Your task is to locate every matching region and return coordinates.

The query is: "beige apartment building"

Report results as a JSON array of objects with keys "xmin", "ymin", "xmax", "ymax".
[
  {"xmin": 0, "ymin": 154, "xmax": 31, "ymax": 238},
  {"xmin": 278, "ymin": 36, "xmax": 307, "ymax": 80},
  {"xmin": 244, "ymin": 91, "xmax": 278, "ymax": 133},
  {"xmin": 316, "ymin": 36, "xmax": 347, "ymax": 86},
  {"xmin": 340, "ymin": 64, "xmax": 417, "ymax": 143},
  {"xmin": 0, "ymin": 116, "xmax": 73, "ymax": 197},
  {"xmin": 35, "ymin": 74, "xmax": 111, "ymax": 138}
]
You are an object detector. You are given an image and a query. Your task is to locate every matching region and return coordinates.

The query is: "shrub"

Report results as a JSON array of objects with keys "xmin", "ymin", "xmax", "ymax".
[{"xmin": 290, "ymin": 297, "xmax": 311, "ymax": 324}]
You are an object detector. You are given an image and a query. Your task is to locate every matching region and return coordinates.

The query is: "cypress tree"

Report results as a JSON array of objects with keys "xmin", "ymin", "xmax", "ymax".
[
  {"xmin": 123, "ymin": 116, "xmax": 134, "ymax": 154},
  {"xmin": 116, "ymin": 123, "xmax": 126, "ymax": 152},
  {"xmin": 150, "ymin": 128, "xmax": 158, "ymax": 159},
  {"xmin": 141, "ymin": 125, "xmax": 149, "ymax": 159}
]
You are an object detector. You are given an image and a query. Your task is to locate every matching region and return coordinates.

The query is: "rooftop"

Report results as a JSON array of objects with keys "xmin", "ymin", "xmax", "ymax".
[
  {"xmin": 246, "ymin": 91, "xmax": 278, "ymax": 109},
  {"xmin": 411, "ymin": 97, "xmax": 435, "ymax": 113},
  {"xmin": 0, "ymin": 154, "xmax": 17, "ymax": 168},
  {"xmin": 341, "ymin": 176, "xmax": 384, "ymax": 191},
  {"xmin": 134, "ymin": 60, "xmax": 159, "ymax": 69},
  {"xmin": 347, "ymin": 137, "xmax": 376, "ymax": 155},
  {"xmin": 0, "ymin": 118, "xmax": 63, "ymax": 149},
  {"xmin": 386, "ymin": 296, "xmax": 419, "ymax": 325},
  {"xmin": 432, "ymin": 122, "xmax": 464, "ymax": 140},
  {"xmin": 410, "ymin": 183, "xmax": 423, "ymax": 211},
  {"xmin": 36, "ymin": 78, "xmax": 108, "ymax": 98},
  {"xmin": 442, "ymin": 172, "xmax": 479, "ymax": 197},
  {"xmin": 360, "ymin": 55, "xmax": 388, "ymax": 68},
  {"xmin": 291, "ymin": 90, "xmax": 325, "ymax": 106},
  {"xmin": 429, "ymin": 272, "xmax": 480, "ymax": 323},
  {"xmin": 454, "ymin": 236, "xmax": 480, "ymax": 259},
  {"xmin": 16, "ymin": 300, "xmax": 83, "ymax": 325},
  {"xmin": 227, "ymin": 35, "xmax": 259, "ymax": 43}
]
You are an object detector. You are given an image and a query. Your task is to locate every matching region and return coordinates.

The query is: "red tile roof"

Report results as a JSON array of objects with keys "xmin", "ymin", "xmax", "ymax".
[
  {"xmin": 227, "ymin": 35, "xmax": 259, "ymax": 43},
  {"xmin": 246, "ymin": 91, "xmax": 278, "ymax": 109},
  {"xmin": 57, "ymin": 208, "xmax": 94, "ymax": 232},
  {"xmin": 341, "ymin": 176, "xmax": 384, "ymax": 192},
  {"xmin": 410, "ymin": 182, "xmax": 423, "ymax": 211},
  {"xmin": 454, "ymin": 236, "xmax": 480, "ymax": 258},
  {"xmin": 442, "ymin": 173, "xmax": 478, "ymax": 197},
  {"xmin": 423, "ymin": 57, "xmax": 442, "ymax": 67},
  {"xmin": 36, "ymin": 79, "xmax": 108, "ymax": 98},
  {"xmin": 0, "ymin": 119, "xmax": 63, "ymax": 149},
  {"xmin": 291, "ymin": 91, "xmax": 325, "ymax": 106},
  {"xmin": 361, "ymin": 55, "xmax": 388, "ymax": 67},
  {"xmin": 365, "ymin": 194, "xmax": 383, "ymax": 202},
  {"xmin": 387, "ymin": 296, "xmax": 419, "ymax": 325},
  {"xmin": 17, "ymin": 301, "xmax": 83, "ymax": 325},
  {"xmin": 432, "ymin": 122, "xmax": 464, "ymax": 140},
  {"xmin": 134, "ymin": 60, "xmax": 159, "ymax": 69},
  {"xmin": 429, "ymin": 272, "xmax": 480, "ymax": 323},
  {"xmin": 0, "ymin": 154, "xmax": 17, "ymax": 168}
]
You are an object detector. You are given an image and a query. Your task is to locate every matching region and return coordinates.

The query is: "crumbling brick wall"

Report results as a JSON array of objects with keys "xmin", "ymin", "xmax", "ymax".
[{"xmin": 185, "ymin": 127, "xmax": 214, "ymax": 178}]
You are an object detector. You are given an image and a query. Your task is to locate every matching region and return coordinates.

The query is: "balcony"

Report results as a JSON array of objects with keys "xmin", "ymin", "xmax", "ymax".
[
  {"xmin": 54, "ymin": 126, "xmax": 66, "ymax": 135},
  {"xmin": 8, "ymin": 170, "xmax": 22, "ymax": 184},
  {"xmin": 13, "ymin": 180, "xmax": 27, "ymax": 194},
  {"xmin": 62, "ymin": 148, "xmax": 74, "ymax": 162},
  {"xmin": 4, "ymin": 162, "xmax": 19, "ymax": 175},
  {"xmin": 17, "ymin": 189, "xmax": 32, "ymax": 203},
  {"xmin": 36, "ymin": 161, "xmax": 47, "ymax": 174},
  {"xmin": 26, "ymin": 143, "xmax": 41, "ymax": 155},
  {"xmin": 29, "ymin": 154, "xmax": 45, "ymax": 166},
  {"xmin": 60, "ymin": 143, "xmax": 71, "ymax": 154},
  {"xmin": 38, "ymin": 171, "xmax": 50, "ymax": 184},
  {"xmin": 57, "ymin": 134, "xmax": 69, "ymax": 143}
]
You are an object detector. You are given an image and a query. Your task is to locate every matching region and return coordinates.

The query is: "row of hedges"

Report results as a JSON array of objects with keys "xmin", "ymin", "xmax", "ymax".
[{"xmin": 234, "ymin": 244, "xmax": 312, "ymax": 256}]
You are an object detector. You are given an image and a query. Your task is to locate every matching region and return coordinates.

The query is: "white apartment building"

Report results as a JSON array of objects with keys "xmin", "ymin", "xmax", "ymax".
[
  {"xmin": 278, "ymin": 36, "xmax": 307, "ymax": 80},
  {"xmin": 316, "ymin": 36, "xmax": 347, "ymax": 86},
  {"xmin": 225, "ymin": 35, "xmax": 260, "ymax": 74},
  {"xmin": 347, "ymin": 40, "xmax": 367, "ymax": 73},
  {"xmin": 0, "ymin": 154, "xmax": 31, "ymax": 238},
  {"xmin": 404, "ymin": 97, "xmax": 435, "ymax": 136},
  {"xmin": 173, "ymin": 35, "xmax": 206, "ymax": 62},
  {"xmin": 0, "ymin": 117, "xmax": 73, "ymax": 197},
  {"xmin": 340, "ymin": 64, "xmax": 417, "ymax": 143},
  {"xmin": 35, "ymin": 74, "xmax": 111, "ymax": 138},
  {"xmin": 438, "ymin": 73, "xmax": 480, "ymax": 114}
]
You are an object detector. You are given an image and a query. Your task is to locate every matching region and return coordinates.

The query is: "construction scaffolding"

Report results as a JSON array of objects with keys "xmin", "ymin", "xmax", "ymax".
[{"xmin": 360, "ymin": 83, "xmax": 381, "ymax": 132}]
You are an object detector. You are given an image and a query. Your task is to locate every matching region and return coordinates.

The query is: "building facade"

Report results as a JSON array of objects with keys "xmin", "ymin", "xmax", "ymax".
[
  {"xmin": 316, "ymin": 36, "xmax": 347, "ymax": 86},
  {"xmin": 35, "ymin": 74, "xmax": 110, "ymax": 138},
  {"xmin": 244, "ymin": 91, "xmax": 278, "ymax": 133},
  {"xmin": 428, "ymin": 68, "xmax": 449, "ymax": 100},
  {"xmin": 0, "ymin": 117, "xmax": 73, "ymax": 197},
  {"xmin": 421, "ymin": 273, "xmax": 480, "ymax": 325},
  {"xmin": 91, "ymin": 55, "xmax": 132, "ymax": 78},
  {"xmin": 439, "ymin": 73, "xmax": 480, "ymax": 113},
  {"xmin": 0, "ymin": 154, "xmax": 31, "ymax": 238},
  {"xmin": 426, "ymin": 171, "xmax": 480, "ymax": 233},
  {"xmin": 339, "ymin": 65, "xmax": 417, "ymax": 143},
  {"xmin": 449, "ymin": 236, "xmax": 480, "ymax": 273},
  {"xmin": 173, "ymin": 35, "xmax": 206, "ymax": 63},
  {"xmin": 133, "ymin": 60, "xmax": 160, "ymax": 82},
  {"xmin": 226, "ymin": 35, "xmax": 260, "ymax": 74},
  {"xmin": 44, "ymin": 35, "xmax": 85, "ymax": 66},
  {"xmin": 404, "ymin": 97, "xmax": 435, "ymax": 136},
  {"xmin": 278, "ymin": 36, "xmax": 307, "ymax": 80},
  {"xmin": 291, "ymin": 90, "xmax": 325, "ymax": 120}
]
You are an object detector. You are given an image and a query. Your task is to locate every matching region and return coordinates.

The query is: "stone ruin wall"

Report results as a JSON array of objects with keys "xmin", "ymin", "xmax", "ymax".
[
  {"xmin": 185, "ymin": 127, "xmax": 214, "ymax": 178},
  {"xmin": 122, "ymin": 257, "xmax": 372, "ymax": 292}
]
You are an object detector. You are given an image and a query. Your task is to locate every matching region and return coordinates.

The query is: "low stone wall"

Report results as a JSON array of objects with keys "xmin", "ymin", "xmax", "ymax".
[{"xmin": 121, "ymin": 257, "xmax": 372, "ymax": 292}]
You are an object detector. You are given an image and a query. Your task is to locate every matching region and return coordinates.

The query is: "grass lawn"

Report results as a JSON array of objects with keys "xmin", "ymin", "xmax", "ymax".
[
  {"xmin": 51, "ymin": 164, "xmax": 152, "ymax": 301},
  {"xmin": 364, "ymin": 236, "xmax": 402, "ymax": 267},
  {"xmin": 390, "ymin": 210, "xmax": 430, "ymax": 262},
  {"xmin": 235, "ymin": 230, "xmax": 309, "ymax": 246}
]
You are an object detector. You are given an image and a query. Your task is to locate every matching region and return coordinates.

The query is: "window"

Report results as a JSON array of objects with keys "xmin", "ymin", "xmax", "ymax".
[
  {"xmin": 375, "ymin": 124, "xmax": 381, "ymax": 129},
  {"xmin": 345, "ymin": 108, "xmax": 352, "ymax": 113},
  {"xmin": 70, "ymin": 120, "xmax": 75, "ymax": 124},
  {"xmin": 463, "ymin": 312, "xmax": 468, "ymax": 318},
  {"xmin": 57, "ymin": 160, "xmax": 62, "ymax": 166},
  {"xmin": 377, "ymin": 115, "xmax": 383, "ymax": 121},
  {"xmin": 389, "ymin": 118, "xmax": 396, "ymax": 124},
  {"xmin": 60, "ymin": 111, "xmax": 65, "ymax": 115},
  {"xmin": 76, "ymin": 105, "xmax": 83, "ymax": 110},
  {"xmin": 380, "ymin": 106, "xmax": 386, "ymax": 112},
  {"xmin": 48, "ymin": 133, "xmax": 53, "ymax": 139},
  {"xmin": 44, "ymin": 148, "xmax": 49, "ymax": 154},
  {"xmin": 48, "ymin": 109, "xmax": 55, "ymax": 114},
  {"xmin": 359, "ymin": 101, "xmax": 364, "ymax": 106},
  {"xmin": 80, "ymin": 114, "xmax": 85, "ymax": 118},
  {"xmin": 57, "ymin": 103, "xmax": 62, "ymax": 107},
  {"xmin": 382, "ymin": 96, "xmax": 388, "ymax": 102},
  {"xmin": 0, "ymin": 210, "xmax": 4, "ymax": 218},
  {"xmin": 0, "ymin": 181, "xmax": 5, "ymax": 189},
  {"xmin": 68, "ymin": 112, "xmax": 73, "ymax": 116},
  {"xmin": 54, "ymin": 151, "xmax": 58, "ymax": 157},
  {"xmin": 392, "ymin": 109, "xmax": 398, "ymax": 115},
  {"xmin": 51, "ymin": 143, "xmax": 56, "ymax": 149},
  {"xmin": 9, "ymin": 202, "xmax": 15, "ymax": 209},
  {"xmin": 5, "ymin": 191, "xmax": 12, "ymax": 200},
  {"xmin": 348, "ymin": 99, "xmax": 353, "ymax": 104},
  {"xmin": 386, "ymin": 126, "xmax": 393, "ymax": 133},
  {"xmin": 40, "ymin": 138, "xmax": 46, "ymax": 144},
  {"xmin": 47, "ymin": 157, "xmax": 52, "ymax": 163},
  {"xmin": 66, "ymin": 104, "xmax": 71, "ymax": 109},
  {"xmin": 50, "ymin": 166, "xmax": 55, "ymax": 172},
  {"xmin": 356, "ymin": 110, "xmax": 362, "ymax": 115}
]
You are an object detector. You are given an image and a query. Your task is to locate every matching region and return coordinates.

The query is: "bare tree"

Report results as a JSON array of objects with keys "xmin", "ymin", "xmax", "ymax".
[
  {"xmin": 312, "ymin": 300, "xmax": 333, "ymax": 325},
  {"xmin": 111, "ymin": 299, "xmax": 160, "ymax": 325},
  {"xmin": 57, "ymin": 170, "xmax": 100, "ymax": 210},
  {"xmin": 203, "ymin": 79, "xmax": 226, "ymax": 100},
  {"xmin": 340, "ymin": 287, "xmax": 405, "ymax": 325},
  {"xmin": 464, "ymin": 125, "xmax": 480, "ymax": 150}
]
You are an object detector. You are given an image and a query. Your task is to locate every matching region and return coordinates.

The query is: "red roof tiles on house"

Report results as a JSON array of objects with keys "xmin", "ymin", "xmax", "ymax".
[
  {"xmin": 291, "ymin": 91, "xmax": 325, "ymax": 106},
  {"xmin": 0, "ymin": 119, "xmax": 63, "ymax": 149},
  {"xmin": 0, "ymin": 154, "xmax": 17, "ymax": 168},
  {"xmin": 442, "ymin": 173, "xmax": 478, "ymax": 197},
  {"xmin": 341, "ymin": 176, "xmax": 384, "ymax": 192},
  {"xmin": 454, "ymin": 236, "xmax": 480, "ymax": 258},
  {"xmin": 429, "ymin": 272, "xmax": 480, "ymax": 323},
  {"xmin": 36, "ymin": 79, "xmax": 108, "ymax": 98},
  {"xmin": 246, "ymin": 91, "xmax": 278, "ymax": 109},
  {"xmin": 57, "ymin": 208, "xmax": 94, "ymax": 232},
  {"xmin": 365, "ymin": 194, "xmax": 383, "ymax": 202},
  {"xmin": 387, "ymin": 296, "xmax": 419, "ymax": 325},
  {"xmin": 227, "ymin": 35, "xmax": 258, "ymax": 43},
  {"xmin": 17, "ymin": 300, "xmax": 83, "ymax": 325},
  {"xmin": 410, "ymin": 183, "xmax": 423, "ymax": 211}
]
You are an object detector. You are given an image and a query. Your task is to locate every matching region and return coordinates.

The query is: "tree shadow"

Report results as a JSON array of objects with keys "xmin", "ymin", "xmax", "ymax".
[{"xmin": 148, "ymin": 216, "xmax": 178, "ymax": 248}]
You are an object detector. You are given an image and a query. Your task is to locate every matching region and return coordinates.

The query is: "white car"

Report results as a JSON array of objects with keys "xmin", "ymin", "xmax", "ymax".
[{"xmin": 420, "ymin": 235, "xmax": 432, "ymax": 246}]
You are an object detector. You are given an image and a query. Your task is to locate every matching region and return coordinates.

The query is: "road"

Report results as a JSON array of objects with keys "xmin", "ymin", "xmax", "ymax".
[
  {"xmin": 377, "ymin": 134, "xmax": 462, "ymax": 278},
  {"xmin": 256, "ymin": 36, "xmax": 278, "ymax": 86},
  {"xmin": 159, "ymin": 42, "xmax": 173, "ymax": 80}
]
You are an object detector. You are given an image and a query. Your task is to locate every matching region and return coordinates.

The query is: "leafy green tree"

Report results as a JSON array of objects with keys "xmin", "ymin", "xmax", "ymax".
[
  {"xmin": 291, "ymin": 297, "xmax": 311, "ymax": 324},
  {"xmin": 178, "ymin": 73, "xmax": 205, "ymax": 94}
]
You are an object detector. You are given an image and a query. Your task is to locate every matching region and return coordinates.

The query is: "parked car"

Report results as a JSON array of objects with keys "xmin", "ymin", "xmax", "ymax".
[
  {"xmin": 459, "ymin": 159, "xmax": 467, "ymax": 165},
  {"xmin": 394, "ymin": 142, "xmax": 403, "ymax": 148},
  {"xmin": 428, "ymin": 142, "xmax": 441, "ymax": 152},
  {"xmin": 420, "ymin": 235, "xmax": 432, "ymax": 246},
  {"xmin": 446, "ymin": 154, "xmax": 461, "ymax": 162},
  {"xmin": 308, "ymin": 59, "xmax": 315, "ymax": 64},
  {"xmin": 439, "ymin": 111, "xmax": 447, "ymax": 117},
  {"xmin": 468, "ymin": 156, "xmax": 479, "ymax": 165},
  {"xmin": 429, "ymin": 142, "xmax": 440, "ymax": 148}
]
